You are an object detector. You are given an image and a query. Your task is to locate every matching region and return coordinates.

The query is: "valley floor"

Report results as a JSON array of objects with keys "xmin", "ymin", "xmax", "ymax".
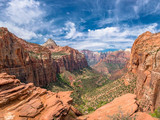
[{"xmin": 46, "ymin": 67, "xmax": 136, "ymax": 114}]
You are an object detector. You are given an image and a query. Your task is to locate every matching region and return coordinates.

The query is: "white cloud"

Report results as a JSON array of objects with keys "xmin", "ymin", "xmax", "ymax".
[
  {"xmin": 64, "ymin": 22, "xmax": 84, "ymax": 39},
  {"xmin": 67, "ymin": 22, "xmax": 158, "ymax": 51},
  {"xmin": 0, "ymin": 21, "xmax": 37, "ymax": 40},
  {"xmin": 5, "ymin": 0, "xmax": 43, "ymax": 25},
  {"xmin": 0, "ymin": 0, "xmax": 49, "ymax": 40}
]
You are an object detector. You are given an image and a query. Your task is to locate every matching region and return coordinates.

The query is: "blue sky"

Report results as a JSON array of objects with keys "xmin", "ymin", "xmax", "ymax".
[{"xmin": 0, "ymin": 0, "xmax": 160, "ymax": 51}]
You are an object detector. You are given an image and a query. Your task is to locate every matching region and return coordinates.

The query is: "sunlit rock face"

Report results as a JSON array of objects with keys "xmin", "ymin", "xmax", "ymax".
[
  {"xmin": 129, "ymin": 31, "xmax": 160, "ymax": 111},
  {"xmin": 0, "ymin": 73, "xmax": 81, "ymax": 120},
  {"xmin": 92, "ymin": 50, "xmax": 130, "ymax": 80},
  {"xmin": 0, "ymin": 27, "xmax": 88, "ymax": 87},
  {"xmin": 42, "ymin": 38, "xmax": 58, "ymax": 49},
  {"xmin": 80, "ymin": 50, "xmax": 107, "ymax": 66},
  {"xmin": 78, "ymin": 94, "xmax": 138, "ymax": 120}
]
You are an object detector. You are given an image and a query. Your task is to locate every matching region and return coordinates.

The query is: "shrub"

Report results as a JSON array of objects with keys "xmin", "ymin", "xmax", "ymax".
[
  {"xmin": 87, "ymin": 107, "xmax": 94, "ymax": 112},
  {"xmin": 150, "ymin": 107, "xmax": 160, "ymax": 118},
  {"xmin": 108, "ymin": 112, "xmax": 136, "ymax": 120}
]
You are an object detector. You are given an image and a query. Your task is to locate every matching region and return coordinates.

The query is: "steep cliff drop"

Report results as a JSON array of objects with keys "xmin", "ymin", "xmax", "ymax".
[
  {"xmin": 0, "ymin": 73, "xmax": 81, "ymax": 120},
  {"xmin": 77, "ymin": 31, "xmax": 160, "ymax": 120},
  {"xmin": 43, "ymin": 39, "xmax": 88, "ymax": 73},
  {"xmin": 0, "ymin": 27, "xmax": 88, "ymax": 87},
  {"xmin": 129, "ymin": 31, "xmax": 160, "ymax": 112}
]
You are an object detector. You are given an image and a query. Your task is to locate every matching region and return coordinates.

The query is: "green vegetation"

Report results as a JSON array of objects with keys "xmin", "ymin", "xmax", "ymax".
[
  {"xmin": 0, "ymin": 28, "xmax": 3, "ymax": 36},
  {"xmin": 150, "ymin": 107, "xmax": 160, "ymax": 118},
  {"xmin": 46, "ymin": 67, "xmax": 136, "ymax": 114},
  {"xmin": 105, "ymin": 62, "xmax": 125, "ymax": 73},
  {"xmin": 108, "ymin": 111, "xmax": 136, "ymax": 120},
  {"xmin": 46, "ymin": 74, "xmax": 73, "ymax": 92},
  {"xmin": 79, "ymin": 74, "xmax": 136, "ymax": 113},
  {"xmin": 28, "ymin": 51, "xmax": 41, "ymax": 59},
  {"xmin": 47, "ymin": 67, "xmax": 110, "ymax": 113},
  {"xmin": 51, "ymin": 52, "xmax": 69, "ymax": 59}
]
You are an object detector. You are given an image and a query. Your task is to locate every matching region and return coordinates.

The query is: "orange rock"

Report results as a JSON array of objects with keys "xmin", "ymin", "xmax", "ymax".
[
  {"xmin": 78, "ymin": 93, "xmax": 138, "ymax": 120},
  {"xmin": 0, "ymin": 73, "xmax": 80, "ymax": 120},
  {"xmin": 129, "ymin": 31, "xmax": 160, "ymax": 111},
  {"xmin": 133, "ymin": 112, "xmax": 158, "ymax": 120},
  {"xmin": 92, "ymin": 50, "xmax": 130, "ymax": 80},
  {"xmin": 0, "ymin": 27, "xmax": 88, "ymax": 87}
]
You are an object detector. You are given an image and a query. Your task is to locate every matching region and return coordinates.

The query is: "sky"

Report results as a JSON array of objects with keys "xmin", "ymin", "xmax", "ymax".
[{"xmin": 0, "ymin": 0, "xmax": 160, "ymax": 51}]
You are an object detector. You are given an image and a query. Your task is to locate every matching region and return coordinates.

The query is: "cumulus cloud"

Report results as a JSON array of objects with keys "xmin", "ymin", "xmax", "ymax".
[
  {"xmin": 0, "ymin": 0, "xmax": 48, "ymax": 40},
  {"xmin": 0, "ymin": 21, "xmax": 37, "ymax": 40},
  {"xmin": 68, "ymin": 22, "xmax": 158, "ymax": 51},
  {"xmin": 5, "ymin": 0, "xmax": 43, "ymax": 25},
  {"xmin": 64, "ymin": 22, "xmax": 84, "ymax": 39},
  {"xmin": 0, "ymin": 0, "xmax": 159, "ymax": 51}
]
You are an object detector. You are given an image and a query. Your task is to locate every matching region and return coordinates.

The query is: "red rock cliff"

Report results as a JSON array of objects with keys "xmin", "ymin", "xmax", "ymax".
[
  {"xmin": 92, "ymin": 50, "xmax": 130, "ymax": 80},
  {"xmin": 0, "ymin": 27, "xmax": 88, "ymax": 87},
  {"xmin": 129, "ymin": 31, "xmax": 160, "ymax": 111}
]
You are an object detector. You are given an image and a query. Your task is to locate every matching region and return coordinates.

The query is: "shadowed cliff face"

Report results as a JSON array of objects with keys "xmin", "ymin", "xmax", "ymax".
[
  {"xmin": 129, "ymin": 31, "xmax": 160, "ymax": 111},
  {"xmin": 0, "ymin": 27, "xmax": 88, "ymax": 87},
  {"xmin": 0, "ymin": 73, "xmax": 81, "ymax": 120}
]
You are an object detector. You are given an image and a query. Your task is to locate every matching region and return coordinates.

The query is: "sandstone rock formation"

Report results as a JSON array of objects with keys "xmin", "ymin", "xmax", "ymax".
[
  {"xmin": 48, "ymin": 46, "xmax": 88, "ymax": 73},
  {"xmin": 92, "ymin": 50, "xmax": 130, "ymax": 80},
  {"xmin": 129, "ymin": 31, "xmax": 160, "ymax": 111},
  {"xmin": 80, "ymin": 50, "xmax": 107, "ymax": 66},
  {"xmin": 42, "ymin": 38, "xmax": 58, "ymax": 49},
  {"xmin": 78, "ymin": 93, "xmax": 157, "ymax": 120},
  {"xmin": 0, "ymin": 27, "xmax": 88, "ymax": 87},
  {"xmin": 78, "ymin": 93, "xmax": 138, "ymax": 120},
  {"xmin": 0, "ymin": 73, "xmax": 81, "ymax": 120},
  {"xmin": 133, "ymin": 112, "xmax": 158, "ymax": 120}
]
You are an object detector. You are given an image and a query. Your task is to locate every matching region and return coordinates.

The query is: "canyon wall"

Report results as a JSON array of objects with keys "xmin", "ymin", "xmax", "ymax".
[
  {"xmin": 92, "ymin": 50, "xmax": 130, "ymax": 80},
  {"xmin": 0, "ymin": 27, "xmax": 88, "ymax": 87},
  {"xmin": 80, "ymin": 50, "xmax": 107, "ymax": 66},
  {"xmin": 129, "ymin": 31, "xmax": 160, "ymax": 111}
]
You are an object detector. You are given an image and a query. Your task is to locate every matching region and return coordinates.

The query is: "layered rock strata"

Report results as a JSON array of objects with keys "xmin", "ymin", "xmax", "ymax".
[
  {"xmin": 0, "ymin": 27, "xmax": 88, "ymax": 87},
  {"xmin": 129, "ymin": 31, "xmax": 160, "ymax": 111},
  {"xmin": 0, "ymin": 73, "xmax": 80, "ymax": 120}
]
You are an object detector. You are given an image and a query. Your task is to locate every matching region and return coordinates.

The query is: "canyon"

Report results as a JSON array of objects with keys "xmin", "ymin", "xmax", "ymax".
[
  {"xmin": 0, "ymin": 27, "xmax": 159, "ymax": 120},
  {"xmin": 77, "ymin": 31, "xmax": 160, "ymax": 119},
  {"xmin": 81, "ymin": 49, "xmax": 131, "ymax": 80}
]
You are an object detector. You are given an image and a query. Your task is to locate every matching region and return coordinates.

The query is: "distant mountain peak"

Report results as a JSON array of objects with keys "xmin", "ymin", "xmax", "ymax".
[{"xmin": 42, "ymin": 38, "xmax": 57, "ymax": 49}]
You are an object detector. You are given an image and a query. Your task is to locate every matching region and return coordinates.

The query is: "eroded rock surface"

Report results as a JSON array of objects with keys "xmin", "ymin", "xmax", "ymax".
[
  {"xmin": 129, "ymin": 31, "xmax": 160, "ymax": 111},
  {"xmin": 0, "ymin": 73, "xmax": 80, "ymax": 120},
  {"xmin": 78, "ymin": 93, "xmax": 138, "ymax": 120},
  {"xmin": 0, "ymin": 27, "xmax": 88, "ymax": 87},
  {"xmin": 92, "ymin": 50, "xmax": 130, "ymax": 80}
]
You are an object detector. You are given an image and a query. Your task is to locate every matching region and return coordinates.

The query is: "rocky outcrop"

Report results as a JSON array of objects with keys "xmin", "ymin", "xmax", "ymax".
[
  {"xmin": 133, "ymin": 112, "xmax": 158, "ymax": 120},
  {"xmin": 129, "ymin": 31, "xmax": 160, "ymax": 111},
  {"xmin": 42, "ymin": 38, "xmax": 58, "ymax": 49},
  {"xmin": 78, "ymin": 94, "xmax": 138, "ymax": 120},
  {"xmin": 78, "ymin": 93, "xmax": 157, "ymax": 120},
  {"xmin": 48, "ymin": 46, "xmax": 88, "ymax": 73},
  {"xmin": 0, "ymin": 73, "xmax": 81, "ymax": 120},
  {"xmin": 104, "ymin": 50, "xmax": 130, "ymax": 64},
  {"xmin": 0, "ymin": 27, "xmax": 88, "ymax": 87},
  {"xmin": 0, "ymin": 27, "xmax": 57, "ymax": 87}
]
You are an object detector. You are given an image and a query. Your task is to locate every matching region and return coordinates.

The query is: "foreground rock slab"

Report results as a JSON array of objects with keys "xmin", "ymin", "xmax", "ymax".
[
  {"xmin": 133, "ymin": 112, "xmax": 158, "ymax": 120},
  {"xmin": 78, "ymin": 93, "xmax": 138, "ymax": 120},
  {"xmin": 0, "ymin": 73, "xmax": 80, "ymax": 120}
]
